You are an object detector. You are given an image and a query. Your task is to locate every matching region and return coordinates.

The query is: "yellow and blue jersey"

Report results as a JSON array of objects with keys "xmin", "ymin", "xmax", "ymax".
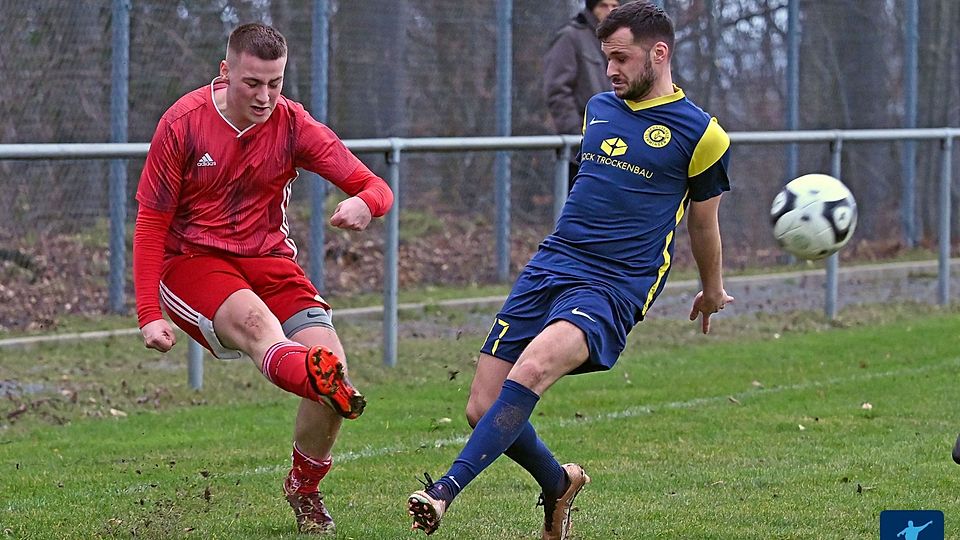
[{"xmin": 528, "ymin": 86, "xmax": 731, "ymax": 316}]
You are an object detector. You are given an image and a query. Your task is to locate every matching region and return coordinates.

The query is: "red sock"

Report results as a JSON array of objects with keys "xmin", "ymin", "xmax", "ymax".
[
  {"xmin": 286, "ymin": 443, "xmax": 332, "ymax": 494},
  {"xmin": 260, "ymin": 341, "xmax": 319, "ymax": 400}
]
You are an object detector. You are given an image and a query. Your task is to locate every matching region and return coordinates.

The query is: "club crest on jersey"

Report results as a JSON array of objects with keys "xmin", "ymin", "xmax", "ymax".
[
  {"xmin": 600, "ymin": 137, "xmax": 628, "ymax": 157},
  {"xmin": 643, "ymin": 125, "xmax": 671, "ymax": 148}
]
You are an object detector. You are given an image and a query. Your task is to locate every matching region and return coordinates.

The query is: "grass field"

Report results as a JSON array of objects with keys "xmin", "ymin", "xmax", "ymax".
[{"xmin": 2, "ymin": 302, "xmax": 960, "ymax": 539}]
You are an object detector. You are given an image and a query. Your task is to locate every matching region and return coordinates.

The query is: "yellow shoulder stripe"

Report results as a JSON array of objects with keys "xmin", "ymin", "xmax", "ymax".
[
  {"xmin": 642, "ymin": 193, "xmax": 688, "ymax": 316},
  {"xmin": 688, "ymin": 118, "xmax": 729, "ymax": 177}
]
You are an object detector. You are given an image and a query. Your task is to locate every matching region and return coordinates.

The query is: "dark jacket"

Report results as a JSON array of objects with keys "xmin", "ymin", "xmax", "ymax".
[{"xmin": 542, "ymin": 9, "xmax": 611, "ymax": 135}]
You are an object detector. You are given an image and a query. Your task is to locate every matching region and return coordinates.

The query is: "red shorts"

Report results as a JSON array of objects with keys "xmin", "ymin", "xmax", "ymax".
[{"xmin": 159, "ymin": 254, "xmax": 329, "ymax": 357}]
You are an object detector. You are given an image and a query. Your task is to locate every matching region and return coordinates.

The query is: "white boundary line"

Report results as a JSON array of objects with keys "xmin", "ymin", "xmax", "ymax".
[
  {"xmin": 210, "ymin": 357, "xmax": 956, "ymax": 481},
  {"xmin": 116, "ymin": 358, "xmax": 957, "ymax": 493}
]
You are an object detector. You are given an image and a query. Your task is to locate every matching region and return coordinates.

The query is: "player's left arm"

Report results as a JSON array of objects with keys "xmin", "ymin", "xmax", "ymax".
[
  {"xmin": 294, "ymin": 106, "xmax": 394, "ymax": 230},
  {"xmin": 686, "ymin": 118, "xmax": 733, "ymax": 334},
  {"xmin": 328, "ymin": 164, "xmax": 394, "ymax": 231},
  {"xmin": 687, "ymin": 195, "xmax": 733, "ymax": 333}
]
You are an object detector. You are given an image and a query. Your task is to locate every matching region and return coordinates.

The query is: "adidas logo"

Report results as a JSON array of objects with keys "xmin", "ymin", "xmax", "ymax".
[{"xmin": 197, "ymin": 152, "xmax": 216, "ymax": 167}]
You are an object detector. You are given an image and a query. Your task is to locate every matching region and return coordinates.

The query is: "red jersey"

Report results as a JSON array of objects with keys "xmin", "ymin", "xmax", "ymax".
[
  {"xmin": 136, "ymin": 79, "xmax": 391, "ymax": 259},
  {"xmin": 134, "ymin": 79, "xmax": 392, "ymax": 327}
]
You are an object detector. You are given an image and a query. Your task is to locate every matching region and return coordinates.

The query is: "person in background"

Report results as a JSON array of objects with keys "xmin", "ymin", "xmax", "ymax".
[
  {"xmin": 133, "ymin": 22, "xmax": 393, "ymax": 535},
  {"xmin": 543, "ymin": 0, "xmax": 620, "ymax": 189}
]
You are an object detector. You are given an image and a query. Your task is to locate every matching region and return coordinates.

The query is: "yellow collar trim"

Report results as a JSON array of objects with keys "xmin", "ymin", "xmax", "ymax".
[{"xmin": 624, "ymin": 85, "xmax": 685, "ymax": 111}]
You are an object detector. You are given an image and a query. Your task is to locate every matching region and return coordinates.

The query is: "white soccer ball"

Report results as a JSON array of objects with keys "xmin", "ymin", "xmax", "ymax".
[{"xmin": 770, "ymin": 173, "xmax": 858, "ymax": 260}]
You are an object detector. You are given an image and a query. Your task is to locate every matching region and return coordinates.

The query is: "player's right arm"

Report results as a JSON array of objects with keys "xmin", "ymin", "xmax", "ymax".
[
  {"xmin": 134, "ymin": 119, "xmax": 184, "ymax": 352},
  {"xmin": 134, "ymin": 206, "xmax": 176, "ymax": 352},
  {"xmin": 293, "ymin": 107, "xmax": 394, "ymax": 227}
]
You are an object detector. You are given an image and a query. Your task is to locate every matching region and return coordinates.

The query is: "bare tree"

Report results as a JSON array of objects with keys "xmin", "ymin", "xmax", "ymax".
[
  {"xmin": 798, "ymin": 0, "xmax": 896, "ymax": 244},
  {"xmin": 916, "ymin": 0, "xmax": 960, "ymax": 240}
]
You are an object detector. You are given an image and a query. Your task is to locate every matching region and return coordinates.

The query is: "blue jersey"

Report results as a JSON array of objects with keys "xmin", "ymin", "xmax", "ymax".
[{"xmin": 528, "ymin": 87, "xmax": 731, "ymax": 316}]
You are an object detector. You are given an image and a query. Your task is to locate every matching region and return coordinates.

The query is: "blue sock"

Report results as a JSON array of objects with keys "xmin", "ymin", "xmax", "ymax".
[
  {"xmin": 504, "ymin": 422, "xmax": 568, "ymax": 499},
  {"xmin": 429, "ymin": 379, "xmax": 539, "ymax": 505}
]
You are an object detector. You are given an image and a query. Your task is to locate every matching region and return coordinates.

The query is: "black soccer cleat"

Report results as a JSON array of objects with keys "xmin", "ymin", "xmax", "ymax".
[{"xmin": 952, "ymin": 433, "xmax": 960, "ymax": 465}]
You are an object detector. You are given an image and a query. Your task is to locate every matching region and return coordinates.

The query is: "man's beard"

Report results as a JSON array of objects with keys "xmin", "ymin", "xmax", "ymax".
[{"xmin": 616, "ymin": 57, "xmax": 656, "ymax": 101}]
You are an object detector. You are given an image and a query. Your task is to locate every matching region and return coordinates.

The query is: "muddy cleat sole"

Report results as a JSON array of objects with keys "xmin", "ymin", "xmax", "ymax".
[
  {"xmin": 408, "ymin": 490, "xmax": 446, "ymax": 535},
  {"xmin": 541, "ymin": 463, "xmax": 590, "ymax": 540},
  {"xmin": 284, "ymin": 476, "xmax": 336, "ymax": 535},
  {"xmin": 305, "ymin": 345, "xmax": 366, "ymax": 419}
]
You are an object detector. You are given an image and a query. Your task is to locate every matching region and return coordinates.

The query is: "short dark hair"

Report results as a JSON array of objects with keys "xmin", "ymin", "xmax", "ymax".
[
  {"xmin": 596, "ymin": 1, "xmax": 675, "ymax": 53},
  {"xmin": 227, "ymin": 23, "xmax": 287, "ymax": 60}
]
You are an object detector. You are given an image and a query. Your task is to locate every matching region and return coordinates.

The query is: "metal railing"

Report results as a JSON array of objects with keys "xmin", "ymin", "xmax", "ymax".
[{"xmin": 1, "ymin": 127, "xmax": 957, "ymax": 383}]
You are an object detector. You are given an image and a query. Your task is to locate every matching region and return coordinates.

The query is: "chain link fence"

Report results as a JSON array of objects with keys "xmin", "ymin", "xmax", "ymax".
[{"xmin": 0, "ymin": 0, "xmax": 958, "ymax": 331}]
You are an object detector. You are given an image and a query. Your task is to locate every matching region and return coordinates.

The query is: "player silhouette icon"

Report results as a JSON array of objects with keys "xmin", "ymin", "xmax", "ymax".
[{"xmin": 897, "ymin": 520, "xmax": 934, "ymax": 540}]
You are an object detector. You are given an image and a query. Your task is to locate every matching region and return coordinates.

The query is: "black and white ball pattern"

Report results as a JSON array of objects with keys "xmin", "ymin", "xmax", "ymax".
[{"xmin": 770, "ymin": 174, "xmax": 858, "ymax": 260}]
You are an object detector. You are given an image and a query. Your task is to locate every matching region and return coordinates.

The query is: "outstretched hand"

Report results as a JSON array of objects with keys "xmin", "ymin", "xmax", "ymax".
[
  {"xmin": 688, "ymin": 289, "xmax": 734, "ymax": 334},
  {"xmin": 141, "ymin": 318, "xmax": 177, "ymax": 352},
  {"xmin": 330, "ymin": 197, "xmax": 373, "ymax": 231}
]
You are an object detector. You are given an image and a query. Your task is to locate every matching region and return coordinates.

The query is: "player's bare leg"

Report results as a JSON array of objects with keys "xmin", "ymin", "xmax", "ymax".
[
  {"xmin": 290, "ymin": 326, "xmax": 353, "ymax": 460},
  {"xmin": 466, "ymin": 325, "xmax": 588, "ymax": 428},
  {"xmin": 213, "ymin": 291, "xmax": 363, "ymax": 533},
  {"xmin": 409, "ymin": 322, "xmax": 591, "ymax": 536},
  {"xmin": 465, "ymin": 354, "xmax": 513, "ymax": 426},
  {"xmin": 282, "ymin": 325, "xmax": 358, "ymax": 534},
  {"xmin": 212, "ymin": 289, "xmax": 289, "ymax": 360},
  {"xmin": 409, "ymin": 356, "xmax": 509, "ymax": 534},
  {"xmin": 507, "ymin": 322, "xmax": 592, "ymax": 540},
  {"xmin": 212, "ymin": 290, "xmax": 365, "ymax": 417},
  {"xmin": 508, "ymin": 320, "xmax": 589, "ymax": 395},
  {"xmin": 282, "ymin": 399, "xmax": 342, "ymax": 534},
  {"xmin": 291, "ymin": 325, "xmax": 352, "ymax": 454}
]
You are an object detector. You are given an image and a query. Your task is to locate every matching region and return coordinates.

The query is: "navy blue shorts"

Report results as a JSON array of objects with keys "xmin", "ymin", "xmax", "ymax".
[{"xmin": 479, "ymin": 267, "xmax": 643, "ymax": 374}]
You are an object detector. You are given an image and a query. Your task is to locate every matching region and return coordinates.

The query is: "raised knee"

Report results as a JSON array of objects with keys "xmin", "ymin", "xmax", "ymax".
[
  {"xmin": 237, "ymin": 307, "xmax": 275, "ymax": 341},
  {"xmin": 512, "ymin": 361, "xmax": 548, "ymax": 388},
  {"xmin": 465, "ymin": 400, "xmax": 486, "ymax": 428}
]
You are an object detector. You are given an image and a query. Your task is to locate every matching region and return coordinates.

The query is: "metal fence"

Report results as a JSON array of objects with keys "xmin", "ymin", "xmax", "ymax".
[
  {"xmin": 5, "ymin": 0, "xmax": 960, "ymax": 337},
  {"xmin": 5, "ymin": 1, "xmax": 958, "ymax": 257},
  {"xmin": 1, "ymin": 127, "xmax": 957, "ymax": 381}
]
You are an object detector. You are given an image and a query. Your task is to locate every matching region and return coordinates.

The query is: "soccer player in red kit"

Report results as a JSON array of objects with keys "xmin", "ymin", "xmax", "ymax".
[{"xmin": 133, "ymin": 23, "xmax": 393, "ymax": 535}]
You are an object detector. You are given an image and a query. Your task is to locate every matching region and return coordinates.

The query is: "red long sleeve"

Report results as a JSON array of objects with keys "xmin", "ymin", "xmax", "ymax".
[
  {"xmin": 133, "ymin": 205, "xmax": 175, "ymax": 328},
  {"xmin": 332, "ymin": 164, "xmax": 394, "ymax": 218}
]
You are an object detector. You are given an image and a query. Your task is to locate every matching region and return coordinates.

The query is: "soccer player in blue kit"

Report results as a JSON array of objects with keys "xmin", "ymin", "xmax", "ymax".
[{"xmin": 407, "ymin": 2, "xmax": 734, "ymax": 539}]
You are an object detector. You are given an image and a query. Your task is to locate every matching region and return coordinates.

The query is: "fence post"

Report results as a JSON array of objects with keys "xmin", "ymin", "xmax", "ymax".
[
  {"xmin": 902, "ymin": 0, "xmax": 919, "ymax": 247},
  {"xmin": 785, "ymin": 0, "xmax": 799, "ymax": 183},
  {"xmin": 939, "ymin": 136, "xmax": 954, "ymax": 305},
  {"xmin": 825, "ymin": 136, "xmax": 843, "ymax": 319},
  {"xmin": 308, "ymin": 0, "xmax": 331, "ymax": 290},
  {"xmin": 109, "ymin": 0, "xmax": 130, "ymax": 314},
  {"xmin": 494, "ymin": 0, "xmax": 513, "ymax": 282},
  {"xmin": 188, "ymin": 338, "xmax": 203, "ymax": 390},
  {"xmin": 383, "ymin": 139, "xmax": 402, "ymax": 367}
]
